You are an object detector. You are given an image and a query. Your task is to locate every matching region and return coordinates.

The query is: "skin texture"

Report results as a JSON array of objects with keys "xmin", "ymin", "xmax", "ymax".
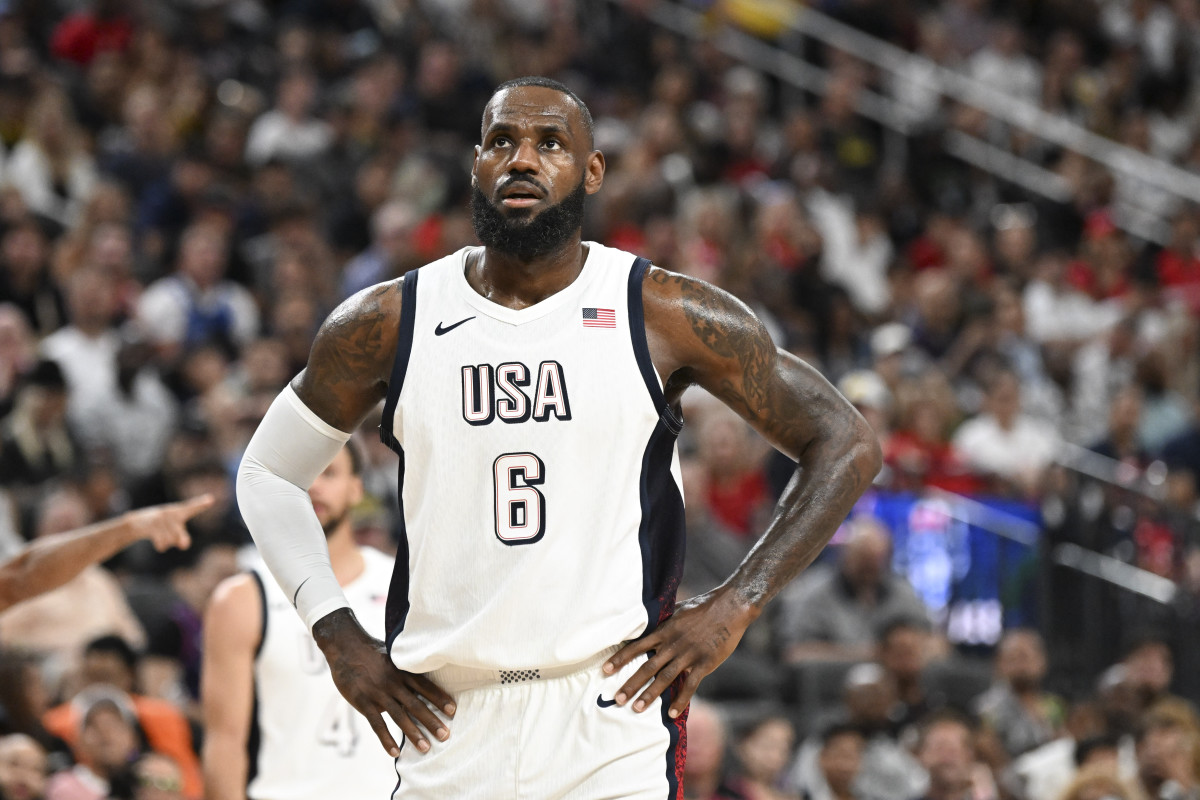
[
  {"xmin": 295, "ymin": 84, "xmax": 881, "ymax": 754},
  {"xmin": 0, "ymin": 494, "xmax": 212, "ymax": 614}
]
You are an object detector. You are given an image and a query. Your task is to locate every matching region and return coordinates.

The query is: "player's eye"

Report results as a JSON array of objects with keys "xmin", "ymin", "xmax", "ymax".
[
  {"xmin": 492, "ymin": 136, "xmax": 511, "ymax": 148},
  {"xmin": 543, "ymin": 140, "xmax": 562, "ymax": 150}
]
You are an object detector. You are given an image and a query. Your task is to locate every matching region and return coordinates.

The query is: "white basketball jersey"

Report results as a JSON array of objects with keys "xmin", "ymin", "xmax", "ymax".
[
  {"xmin": 380, "ymin": 243, "xmax": 687, "ymax": 674},
  {"xmin": 247, "ymin": 547, "xmax": 396, "ymax": 800}
]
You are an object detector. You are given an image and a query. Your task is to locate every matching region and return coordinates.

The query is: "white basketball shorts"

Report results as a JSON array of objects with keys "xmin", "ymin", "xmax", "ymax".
[{"xmin": 390, "ymin": 647, "xmax": 688, "ymax": 799}]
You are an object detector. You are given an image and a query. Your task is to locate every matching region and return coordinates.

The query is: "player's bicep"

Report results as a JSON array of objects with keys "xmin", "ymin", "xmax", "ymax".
[
  {"xmin": 646, "ymin": 269, "xmax": 852, "ymax": 460},
  {"xmin": 292, "ymin": 281, "xmax": 403, "ymax": 432}
]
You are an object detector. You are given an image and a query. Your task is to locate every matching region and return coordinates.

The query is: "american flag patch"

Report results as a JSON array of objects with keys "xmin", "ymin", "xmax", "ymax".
[{"xmin": 582, "ymin": 307, "xmax": 616, "ymax": 328}]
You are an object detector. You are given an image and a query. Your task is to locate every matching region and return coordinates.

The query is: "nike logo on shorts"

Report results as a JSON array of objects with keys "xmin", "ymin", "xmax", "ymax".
[
  {"xmin": 596, "ymin": 694, "xmax": 617, "ymax": 708},
  {"xmin": 435, "ymin": 316, "xmax": 476, "ymax": 335}
]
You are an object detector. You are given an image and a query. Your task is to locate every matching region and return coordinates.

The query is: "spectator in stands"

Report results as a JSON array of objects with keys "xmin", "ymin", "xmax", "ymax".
[
  {"xmin": 39, "ymin": 266, "xmax": 121, "ymax": 447},
  {"xmin": 969, "ymin": 19, "xmax": 1041, "ymax": 105},
  {"xmin": 952, "ymin": 369, "xmax": 1061, "ymax": 495},
  {"xmin": 684, "ymin": 700, "xmax": 746, "ymax": 800},
  {"xmin": 0, "ymin": 305, "xmax": 36, "ymax": 420},
  {"xmin": 0, "ymin": 652, "xmax": 51, "ymax": 744},
  {"xmin": 44, "ymin": 690, "xmax": 142, "ymax": 800},
  {"xmin": 1136, "ymin": 701, "xmax": 1200, "ymax": 800},
  {"xmin": 244, "ymin": 68, "xmax": 333, "ymax": 167},
  {"xmin": 6, "ymin": 88, "xmax": 98, "ymax": 228},
  {"xmin": 1089, "ymin": 384, "xmax": 1149, "ymax": 467},
  {"xmin": 340, "ymin": 200, "xmax": 422, "ymax": 299},
  {"xmin": 910, "ymin": 711, "xmax": 993, "ymax": 800},
  {"xmin": 1124, "ymin": 636, "xmax": 1177, "ymax": 712},
  {"xmin": 728, "ymin": 715, "xmax": 800, "ymax": 800},
  {"xmin": 790, "ymin": 665, "xmax": 927, "ymax": 800},
  {"xmin": 0, "ymin": 733, "xmax": 47, "ymax": 800},
  {"xmin": 878, "ymin": 617, "xmax": 938, "ymax": 733},
  {"xmin": 972, "ymin": 629, "xmax": 1065, "ymax": 760},
  {"xmin": 0, "ymin": 360, "xmax": 78, "ymax": 492},
  {"xmin": 135, "ymin": 223, "xmax": 258, "ymax": 364},
  {"xmin": 0, "ymin": 220, "xmax": 64, "ymax": 338},
  {"xmin": 798, "ymin": 723, "xmax": 872, "ymax": 800},
  {"xmin": 1057, "ymin": 765, "xmax": 1145, "ymax": 800},
  {"xmin": 42, "ymin": 637, "xmax": 201, "ymax": 800},
  {"xmin": 777, "ymin": 518, "xmax": 929, "ymax": 664},
  {"xmin": 695, "ymin": 407, "xmax": 772, "ymax": 539}
]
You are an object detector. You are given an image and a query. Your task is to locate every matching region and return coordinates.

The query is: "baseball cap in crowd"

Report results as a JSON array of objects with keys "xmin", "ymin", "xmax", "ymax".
[
  {"xmin": 837, "ymin": 370, "xmax": 892, "ymax": 413},
  {"xmin": 870, "ymin": 323, "xmax": 911, "ymax": 360}
]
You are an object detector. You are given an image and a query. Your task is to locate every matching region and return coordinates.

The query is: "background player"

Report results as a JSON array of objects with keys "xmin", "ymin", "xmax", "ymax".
[
  {"xmin": 236, "ymin": 77, "xmax": 881, "ymax": 797},
  {"xmin": 202, "ymin": 444, "xmax": 395, "ymax": 800}
]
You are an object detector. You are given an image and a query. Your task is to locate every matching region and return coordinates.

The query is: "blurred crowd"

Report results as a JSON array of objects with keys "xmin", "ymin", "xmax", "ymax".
[{"xmin": 0, "ymin": 0, "xmax": 1198, "ymax": 798}]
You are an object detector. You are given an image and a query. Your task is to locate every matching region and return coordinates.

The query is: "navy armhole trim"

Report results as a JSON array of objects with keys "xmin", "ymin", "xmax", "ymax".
[
  {"xmin": 380, "ymin": 270, "xmax": 419, "ymax": 452},
  {"xmin": 248, "ymin": 570, "xmax": 267, "ymax": 660},
  {"xmin": 627, "ymin": 257, "xmax": 683, "ymax": 435}
]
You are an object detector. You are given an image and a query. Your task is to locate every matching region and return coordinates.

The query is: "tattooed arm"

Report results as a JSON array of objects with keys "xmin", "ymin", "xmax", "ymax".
[
  {"xmin": 604, "ymin": 266, "xmax": 882, "ymax": 718},
  {"xmin": 237, "ymin": 282, "xmax": 455, "ymax": 758}
]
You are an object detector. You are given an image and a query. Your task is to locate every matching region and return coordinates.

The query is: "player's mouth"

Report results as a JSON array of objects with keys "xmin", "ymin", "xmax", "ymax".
[{"xmin": 499, "ymin": 181, "xmax": 545, "ymax": 208}]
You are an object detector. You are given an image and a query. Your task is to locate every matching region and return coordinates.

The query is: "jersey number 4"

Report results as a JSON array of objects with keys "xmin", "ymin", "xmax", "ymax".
[{"xmin": 493, "ymin": 452, "xmax": 546, "ymax": 545}]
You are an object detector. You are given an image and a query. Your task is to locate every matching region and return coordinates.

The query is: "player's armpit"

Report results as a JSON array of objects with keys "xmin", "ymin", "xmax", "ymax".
[
  {"xmin": 201, "ymin": 575, "xmax": 262, "ymax": 800},
  {"xmin": 292, "ymin": 280, "xmax": 404, "ymax": 433}
]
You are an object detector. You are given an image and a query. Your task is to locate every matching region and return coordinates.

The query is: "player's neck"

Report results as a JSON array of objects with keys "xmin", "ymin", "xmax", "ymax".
[
  {"xmin": 327, "ymin": 526, "xmax": 365, "ymax": 587},
  {"xmin": 471, "ymin": 238, "xmax": 587, "ymax": 309}
]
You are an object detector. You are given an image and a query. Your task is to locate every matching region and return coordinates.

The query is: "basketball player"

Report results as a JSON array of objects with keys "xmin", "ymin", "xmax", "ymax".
[
  {"xmin": 201, "ymin": 445, "xmax": 395, "ymax": 800},
  {"xmin": 0, "ymin": 494, "xmax": 211, "ymax": 614},
  {"xmin": 236, "ymin": 77, "xmax": 881, "ymax": 798}
]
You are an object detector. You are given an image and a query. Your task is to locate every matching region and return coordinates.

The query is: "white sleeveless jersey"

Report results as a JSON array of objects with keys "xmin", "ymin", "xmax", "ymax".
[
  {"xmin": 247, "ymin": 547, "xmax": 396, "ymax": 800},
  {"xmin": 380, "ymin": 243, "xmax": 686, "ymax": 673}
]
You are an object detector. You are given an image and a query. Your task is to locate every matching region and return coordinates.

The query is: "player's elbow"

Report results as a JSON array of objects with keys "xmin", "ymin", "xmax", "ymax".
[{"xmin": 848, "ymin": 413, "xmax": 883, "ymax": 483}]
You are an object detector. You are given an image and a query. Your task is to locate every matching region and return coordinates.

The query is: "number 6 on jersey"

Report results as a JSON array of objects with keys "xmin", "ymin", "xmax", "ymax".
[{"xmin": 493, "ymin": 452, "xmax": 546, "ymax": 545}]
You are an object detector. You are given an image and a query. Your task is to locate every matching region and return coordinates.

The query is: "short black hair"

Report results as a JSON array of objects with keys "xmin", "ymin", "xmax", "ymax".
[
  {"xmin": 877, "ymin": 615, "xmax": 931, "ymax": 645},
  {"xmin": 487, "ymin": 76, "xmax": 595, "ymax": 148},
  {"xmin": 820, "ymin": 720, "xmax": 866, "ymax": 747},
  {"xmin": 85, "ymin": 635, "xmax": 139, "ymax": 674}
]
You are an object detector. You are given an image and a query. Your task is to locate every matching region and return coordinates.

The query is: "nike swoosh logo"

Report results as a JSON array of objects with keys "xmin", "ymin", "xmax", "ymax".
[
  {"xmin": 596, "ymin": 694, "xmax": 617, "ymax": 708},
  {"xmin": 435, "ymin": 316, "xmax": 476, "ymax": 336}
]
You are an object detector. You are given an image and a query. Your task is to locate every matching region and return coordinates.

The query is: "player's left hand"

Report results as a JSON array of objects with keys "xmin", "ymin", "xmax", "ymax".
[{"xmin": 601, "ymin": 587, "xmax": 759, "ymax": 718}]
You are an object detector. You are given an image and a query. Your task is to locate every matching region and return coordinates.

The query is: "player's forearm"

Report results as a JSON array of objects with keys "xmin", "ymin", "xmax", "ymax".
[
  {"xmin": 202, "ymin": 735, "xmax": 249, "ymax": 800},
  {"xmin": 0, "ymin": 514, "xmax": 138, "ymax": 612},
  {"xmin": 724, "ymin": 421, "xmax": 881, "ymax": 611},
  {"xmin": 236, "ymin": 386, "xmax": 351, "ymax": 630}
]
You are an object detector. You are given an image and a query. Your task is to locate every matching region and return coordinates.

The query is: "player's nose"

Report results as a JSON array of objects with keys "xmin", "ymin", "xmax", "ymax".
[{"xmin": 508, "ymin": 138, "xmax": 540, "ymax": 173}]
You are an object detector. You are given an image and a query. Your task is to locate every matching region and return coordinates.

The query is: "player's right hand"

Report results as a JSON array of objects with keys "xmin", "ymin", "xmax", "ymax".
[
  {"xmin": 312, "ymin": 607, "xmax": 456, "ymax": 757},
  {"xmin": 126, "ymin": 493, "xmax": 215, "ymax": 552}
]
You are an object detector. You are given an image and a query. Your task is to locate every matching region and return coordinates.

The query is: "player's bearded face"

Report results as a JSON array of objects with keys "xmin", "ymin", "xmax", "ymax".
[{"xmin": 471, "ymin": 176, "xmax": 587, "ymax": 259}]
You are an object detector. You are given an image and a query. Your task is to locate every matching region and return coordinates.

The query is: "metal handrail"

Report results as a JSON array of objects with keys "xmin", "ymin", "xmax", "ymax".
[
  {"xmin": 623, "ymin": 0, "xmax": 1172, "ymax": 243},
  {"xmin": 786, "ymin": 5, "xmax": 1200, "ymax": 207}
]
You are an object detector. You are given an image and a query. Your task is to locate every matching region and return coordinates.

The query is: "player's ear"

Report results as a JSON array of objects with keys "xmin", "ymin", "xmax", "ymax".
[
  {"xmin": 584, "ymin": 150, "xmax": 605, "ymax": 195},
  {"xmin": 471, "ymin": 145, "xmax": 481, "ymax": 187}
]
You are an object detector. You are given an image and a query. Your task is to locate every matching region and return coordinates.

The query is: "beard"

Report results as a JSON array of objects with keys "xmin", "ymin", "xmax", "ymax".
[
  {"xmin": 320, "ymin": 510, "xmax": 348, "ymax": 536},
  {"xmin": 471, "ymin": 178, "xmax": 587, "ymax": 260}
]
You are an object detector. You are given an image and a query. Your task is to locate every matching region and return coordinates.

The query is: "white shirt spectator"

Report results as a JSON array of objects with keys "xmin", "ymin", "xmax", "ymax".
[
  {"xmin": 244, "ymin": 109, "xmax": 333, "ymax": 167},
  {"xmin": 136, "ymin": 275, "xmax": 260, "ymax": 350},
  {"xmin": 953, "ymin": 412, "xmax": 1061, "ymax": 481},
  {"xmin": 5, "ymin": 139, "xmax": 97, "ymax": 227},
  {"xmin": 808, "ymin": 189, "xmax": 893, "ymax": 315}
]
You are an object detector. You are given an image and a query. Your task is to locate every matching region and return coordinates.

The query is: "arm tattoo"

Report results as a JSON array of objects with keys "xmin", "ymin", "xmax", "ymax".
[{"xmin": 297, "ymin": 282, "xmax": 400, "ymax": 430}]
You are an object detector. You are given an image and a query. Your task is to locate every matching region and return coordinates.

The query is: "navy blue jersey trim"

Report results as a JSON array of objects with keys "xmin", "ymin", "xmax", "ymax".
[
  {"xmin": 384, "ymin": 442, "xmax": 411, "ymax": 651},
  {"xmin": 636, "ymin": 416, "xmax": 686, "ymax": 634},
  {"xmin": 248, "ymin": 570, "xmax": 268, "ymax": 660},
  {"xmin": 380, "ymin": 270, "xmax": 420, "ymax": 454},
  {"xmin": 660, "ymin": 683, "xmax": 687, "ymax": 800},
  {"xmin": 627, "ymin": 258, "xmax": 683, "ymax": 435}
]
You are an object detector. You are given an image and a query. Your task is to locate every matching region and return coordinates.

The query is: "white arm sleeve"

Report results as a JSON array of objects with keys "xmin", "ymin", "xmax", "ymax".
[{"xmin": 236, "ymin": 385, "xmax": 352, "ymax": 631}]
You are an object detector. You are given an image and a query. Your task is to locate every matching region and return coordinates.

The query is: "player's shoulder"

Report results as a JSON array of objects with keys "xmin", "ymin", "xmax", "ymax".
[
  {"xmin": 206, "ymin": 572, "xmax": 264, "ymax": 629},
  {"xmin": 638, "ymin": 263, "xmax": 765, "ymax": 360}
]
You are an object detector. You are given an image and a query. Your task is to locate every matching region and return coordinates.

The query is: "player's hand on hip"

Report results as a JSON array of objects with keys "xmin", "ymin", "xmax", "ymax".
[
  {"xmin": 602, "ymin": 587, "xmax": 758, "ymax": 719},
  {"xmin": 127, "ymin": 493, "xmax": 215, "ymax": 552},
  {"xmin": 313, "ymin": 608, "xmax": 456, "ymax": 757}
]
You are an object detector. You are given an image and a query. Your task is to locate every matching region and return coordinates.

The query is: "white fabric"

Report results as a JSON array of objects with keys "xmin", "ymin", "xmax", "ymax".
[
  {"xmin": 244, "ymin": 110, "xmax": 333, "ymax": 167},
  {"xmin": 248, "ymin": 548, "xmax": 397, "ymax": 800},
  {"xmin": 136, "ymin": 275, "xmax": 260, "ymax": 348},
  {"xmin": 952, "ymin": 413, "xmax": 1062, "ymax": 481},
  {"xmin": 393, "ymin": 652, "xmax": 678, "ymax": 800},
  {"xmin": 384, "ymin": 243, "xmax": 684, "ymax": 674},
  {"xmin": 236, "ymin": 385, "xmax": 352, "ymax": 630},
  {"xmin": 4, "ymin": 140, "xmax": 96, "ymax": 227}
]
